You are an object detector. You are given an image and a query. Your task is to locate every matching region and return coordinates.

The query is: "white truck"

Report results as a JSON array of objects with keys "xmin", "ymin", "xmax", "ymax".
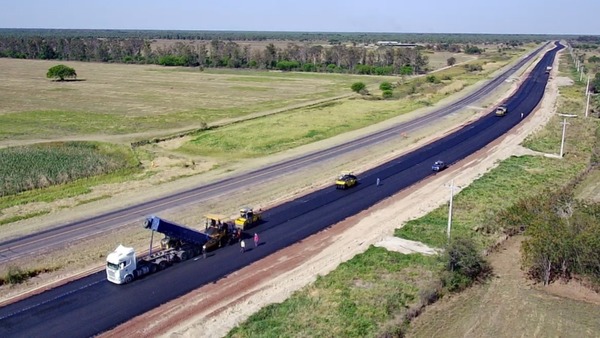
[{"xmin": 106, "ymin": 216, "xmax": 227, "ymax": 284}]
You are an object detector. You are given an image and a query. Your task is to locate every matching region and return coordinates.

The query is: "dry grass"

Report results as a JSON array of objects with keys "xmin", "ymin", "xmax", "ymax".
[
  {"xmin": 0, "ymin": 59, "xmax": 391, "ymax": 142},
  {"xmin": 424, "ymin": 51, "xmax": 475, "ymax": 69}
]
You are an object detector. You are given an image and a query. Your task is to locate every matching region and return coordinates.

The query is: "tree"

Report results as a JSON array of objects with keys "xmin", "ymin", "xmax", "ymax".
[
  {"xmin": 351, "ymin": 82, "xmax": 366, "ymax": 93},
  {"xmin": 464, "ymin": 45, "xmax": 483, "ymax": 55},
  {"xmin": 46, "ymin": 64, "xmax": 77, "ymax": 81},
  {"xmin": 426, "ymin": 75, "xmax": 440, "ymax": 83},
  {"xmin": 447, "ymin": 56, "xmax": 456, "ymax": 66}
]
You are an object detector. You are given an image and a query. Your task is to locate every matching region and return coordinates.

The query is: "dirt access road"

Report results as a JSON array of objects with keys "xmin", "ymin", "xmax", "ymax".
[{"xmin": 103, "ymin": 49, "xmax": 565, "ymax": 337}]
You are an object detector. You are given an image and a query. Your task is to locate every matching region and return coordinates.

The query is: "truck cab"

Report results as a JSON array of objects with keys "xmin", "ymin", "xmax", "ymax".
[{"xmin": 106, "ymin": 245, "xmax": 137, "ymax": 284}]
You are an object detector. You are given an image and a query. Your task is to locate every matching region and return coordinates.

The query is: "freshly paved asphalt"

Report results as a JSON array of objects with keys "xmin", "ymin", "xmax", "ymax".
[{"xmin": 0, "ymin": 43, "xmax": 562, "ymax": 337}]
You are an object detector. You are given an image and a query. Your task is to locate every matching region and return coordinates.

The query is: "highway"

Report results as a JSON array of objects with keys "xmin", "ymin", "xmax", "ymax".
[
  {"xmin": 0, "ymin": 43, "xmax": 549, "ymax": 265},
  {"xmin": 0, "ymin": 42, "xmax": 562, "ymax": 337}
]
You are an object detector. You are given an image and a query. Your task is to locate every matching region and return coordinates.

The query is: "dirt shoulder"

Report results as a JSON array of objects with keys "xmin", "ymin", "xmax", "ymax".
[{"xmin": 102, "ymin": 47, "xmax": 563, "ymax": 338}]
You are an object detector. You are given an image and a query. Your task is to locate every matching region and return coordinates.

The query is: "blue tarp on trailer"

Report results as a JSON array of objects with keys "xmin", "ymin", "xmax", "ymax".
[{"xmin": 143, "ymin": 216, "xmax": 210, "ymax": 246}]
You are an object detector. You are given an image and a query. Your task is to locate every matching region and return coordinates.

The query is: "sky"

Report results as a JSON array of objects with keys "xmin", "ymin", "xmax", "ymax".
[{"xmin": 2, "ymin": 0, "xmax": 599, "ymax": 35}]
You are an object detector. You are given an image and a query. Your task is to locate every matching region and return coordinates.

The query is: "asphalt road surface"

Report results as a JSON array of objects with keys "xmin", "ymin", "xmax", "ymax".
[
  {"xmin": 0, "ymin": 43, "xmax": 562, "ymax": 337},
  {"xmin": 0, "ymin": 43, "xmax": 550, "ymax": 265}
]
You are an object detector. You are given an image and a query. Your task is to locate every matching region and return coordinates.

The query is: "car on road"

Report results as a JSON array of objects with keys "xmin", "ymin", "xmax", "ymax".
[
  {"xmin": 432, "ymin": 160, "xmax": 447, "ymax": 172},
  {"xmin": 336, "ymin": 171, "xmax": 358, "ymax": 189},
  {"xmin": 495, "ymin": 105, "xmax": 507, "ymax": 117}
]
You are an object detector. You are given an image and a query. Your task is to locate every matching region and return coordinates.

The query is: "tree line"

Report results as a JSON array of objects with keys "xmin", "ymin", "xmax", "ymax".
[
  {"xmin": 0, "ymin": 36, "xmax": 429, "ymax": 75},
  {"xmin": 0, "ymin": 28, "xmax": 569, "ymax": 44}
]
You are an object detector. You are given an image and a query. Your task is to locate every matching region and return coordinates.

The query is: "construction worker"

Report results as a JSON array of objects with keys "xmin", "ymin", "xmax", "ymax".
[
  {"xmin": 202, "ymin": 245, "xmax": 207, "ymax": 259},
  {"xmin": 376, "ymin": 178, "xmax": 381, "ymax": 186},
  {"xmin": 240, "ymin": 239, "xmax": 246, "ymax": 253},
  {"xmin": 253, "ymin": 233, "xmax": 259, "ymax": 247}
]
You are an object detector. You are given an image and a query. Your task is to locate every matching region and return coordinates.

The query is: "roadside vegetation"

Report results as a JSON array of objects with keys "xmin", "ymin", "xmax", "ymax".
[
  {"xmin": 228, "ymin": 46, "xmax": 600, "ymax": 336},
  {"xmin": 0, "ymin": 265, "xmax": 60, "ymax": 286},
  {"xmin": 228, "ymin": 249, "xmax": 439, "ymax": 338}
]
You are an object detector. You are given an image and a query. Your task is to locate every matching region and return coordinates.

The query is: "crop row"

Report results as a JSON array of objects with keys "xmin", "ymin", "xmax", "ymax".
[{"xmin": 0, "ymin": 142, "xmax": 136, "ymax": 197}]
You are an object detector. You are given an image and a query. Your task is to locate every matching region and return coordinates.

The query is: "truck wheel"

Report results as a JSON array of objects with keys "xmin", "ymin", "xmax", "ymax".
[
  {"xmin": 150, "ymin": 264, "xmax": 157, "ymax": 273},
  {"xmin": 158, "ymin": 261, "xmax": 168, "ymax": 271},
  {"xmin": 124, "ymin": 275, "xmax": 133, "ymax": 284},
  {"xmin": 180, "ymin": 252, "xmax": 188, "ymax": 261}
]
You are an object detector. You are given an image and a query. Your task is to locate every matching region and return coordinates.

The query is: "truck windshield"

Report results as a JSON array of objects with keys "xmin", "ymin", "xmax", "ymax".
[{"xmin": 106, "ymin": 262, "xmax": 119, "ymax": 270}]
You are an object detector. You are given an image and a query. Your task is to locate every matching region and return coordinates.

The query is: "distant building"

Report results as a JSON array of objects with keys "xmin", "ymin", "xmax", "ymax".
[{"xmin": 376, "ymin": 41, "xmax": 417, "ymax": 47}]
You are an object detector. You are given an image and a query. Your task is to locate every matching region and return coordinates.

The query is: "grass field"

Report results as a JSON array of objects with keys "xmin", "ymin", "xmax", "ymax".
[
  {"xmin": 0, "ymin": 45, "xmax": 526, "ymax": 145},
  {"xmin": 178, "ymin": 48, "xmax": 525, "ymax": 157},
  {"xmin": 0, "ymin": 59, "xmax": 394, "ymax": 142},
  {"xmin": 228, "ymin": 248, "xmax": 438, "ymax": 338}
]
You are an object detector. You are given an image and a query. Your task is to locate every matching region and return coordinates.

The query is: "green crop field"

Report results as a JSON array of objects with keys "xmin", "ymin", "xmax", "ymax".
[{"xmin": 0, "ymin": 142, "xmax": 139, "ymax": 197}]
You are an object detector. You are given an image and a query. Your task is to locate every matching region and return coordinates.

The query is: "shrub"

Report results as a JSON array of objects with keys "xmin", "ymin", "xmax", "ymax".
[
  {"xmin": 5, "ymin": 266, "xmax": 28, "ymax": 284},
  {"xmin": 426, "ymin": 75, "xmax": 440, "ymax": 83},
  {"xmin": 464, "ymin": 64, "xmax": 483, "ymax": 72},
  {"xmin": 380, "ymin": 82, "xmax": 393, "ymax": 91},
  {"xmin": 441, "ymin": 237, "xmax": 491, "ymax": 292},
  {"xmin": 382, "ymin": 90, "xmax": 394, "ymax": 99},
  {"xmin": 351, "ymin": 82, "xmax": 367, "ymax": 93}
]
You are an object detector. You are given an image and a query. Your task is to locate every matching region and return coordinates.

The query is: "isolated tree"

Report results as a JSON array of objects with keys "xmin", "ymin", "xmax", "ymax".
[
  {"xmin": 46, "ymin": 64, "xmax": 77, "ymax": 81},
  {"xmin": 351, "ymin": 82, "xmax": 366, "ymax": 93},
  {"xmin": 447, "ymin": 56, "xmax": 457, "ymax": 66}
]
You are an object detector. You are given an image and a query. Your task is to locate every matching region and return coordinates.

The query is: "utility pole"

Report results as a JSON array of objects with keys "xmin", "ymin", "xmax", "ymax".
[
  {"xmin": 558, "ymin": 114, "xmax": 577, "ymax": 158},
  {"xmin": 559, "ymin": 118, "xmax": 568, "ymax": 158},
  {"xmin": 585, "ymin": 91, "xmax": 591, "ymax": 118},
  {"xmin": 447, "ymin": 179, "xmax": 455, "ymax": 242},
  {"xmin": 586, "ymin": 74, "xmax": 590, "ymax": 95}
]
